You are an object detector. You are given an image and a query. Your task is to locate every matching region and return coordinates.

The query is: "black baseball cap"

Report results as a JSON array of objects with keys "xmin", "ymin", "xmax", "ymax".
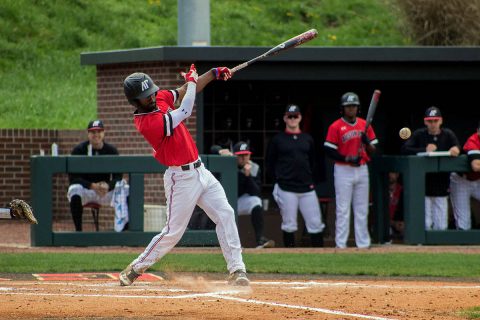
[
  {"xmin": 341, "ymin": 92, "xmax": 360, "ymax": 106},
  {"xmin": 285, "ymin": 104, "xmax": 301, "ymax": 114},
  {"xmin": 87, "ymin": 120, "xmax": 105, "ymax": 131},
  {"xmin": 424, "ymin": 106, "xmax": 442, "ymax": 120},
  {"xmin": 233, "ymin": 141, "xmax": 252, "ymax": 155}
]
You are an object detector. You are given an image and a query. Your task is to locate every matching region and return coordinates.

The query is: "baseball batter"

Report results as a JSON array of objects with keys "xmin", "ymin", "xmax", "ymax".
[
  {"xmin": 401, "ymin": 106, "xmax": 460, "ymax": 230},
  {"xmin": 266, "ymin": 105, "xmax": 325, "ymax": 247},
  {"xmin": 450, "ymin": 122, "xmax": 480, "ymax": 230},
  {"xmin": 324, "ymin": 92, "xmax": 378, "ymax": 249},
  {"xmin": 120, "ymin": 64, "xmax": 249, "ymax": 286}
]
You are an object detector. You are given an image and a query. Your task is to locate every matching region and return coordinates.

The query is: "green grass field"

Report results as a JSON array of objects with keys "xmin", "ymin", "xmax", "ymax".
[
  {"xmin": 1, "ymin": 252, "xmax": 479, "ymax": 279},
  {"xmin": 0, "ymin": 0, "xmax": 408, "ymax": 129}
]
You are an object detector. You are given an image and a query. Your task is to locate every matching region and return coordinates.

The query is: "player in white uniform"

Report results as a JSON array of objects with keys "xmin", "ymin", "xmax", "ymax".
[
  {"xmin": 450, "ymin": 122, "xmax": 480, "ymax": 230},
  {"xmin": 120, "ymin": 65, "xmax": 249, "ymax": 286},
  {"xmin": 324, "ymin": 92, "xmax": 378, "ymax": 249}
]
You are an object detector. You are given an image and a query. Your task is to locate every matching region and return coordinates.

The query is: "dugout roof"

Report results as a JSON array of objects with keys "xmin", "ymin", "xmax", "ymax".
[{"xmin": 81, "ymin": 46, "xmax": 480, "ymax": 81}]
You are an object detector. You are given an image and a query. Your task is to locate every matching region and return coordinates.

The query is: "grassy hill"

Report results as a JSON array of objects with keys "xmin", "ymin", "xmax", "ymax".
[{"xmin": 0, "ymin": 0, "xmax": 408, "ymax": 129}]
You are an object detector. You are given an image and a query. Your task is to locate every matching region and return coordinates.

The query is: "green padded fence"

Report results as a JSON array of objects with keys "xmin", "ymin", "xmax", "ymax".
[
  {"xmin": 371, "ymin": 155, "xmax": 480, "ymax": 245},
  {"xmin": 30, "ymin": 155, "xmax": 237, "ymax": 247}
]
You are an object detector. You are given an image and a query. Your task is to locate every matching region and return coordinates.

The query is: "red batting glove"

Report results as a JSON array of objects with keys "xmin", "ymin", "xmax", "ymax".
[
  {"xmin": 211, "ymin": 67, "xmax": 232, "ymax": 81},
  {"xmin": 181, "ymin": 64, "xmax": 198, "ymax": 83}
]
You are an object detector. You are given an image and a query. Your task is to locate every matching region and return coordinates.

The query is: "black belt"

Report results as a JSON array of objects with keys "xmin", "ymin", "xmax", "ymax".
[{"xmin": 181, "ymin": 159, "xmax": 201, "ymax": 171}]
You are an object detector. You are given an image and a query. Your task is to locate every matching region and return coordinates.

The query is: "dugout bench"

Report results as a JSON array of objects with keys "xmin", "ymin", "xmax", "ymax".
[
  {"xmin": 30, "ymin": 155, "xmax": 237, "ymax": 247},
  {"xmin": 371, "ymin": 154, "xmax": 480, "ymax": 245}
]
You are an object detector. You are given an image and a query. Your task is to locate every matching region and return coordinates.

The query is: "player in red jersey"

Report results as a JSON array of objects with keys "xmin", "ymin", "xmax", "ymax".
[
  {"xmin": 450, "ymin": 121, "xmax": 480, "ymax": 230},
  {"xmin": 119, "ymin": 64, "xmax": 249, "ymax": 287},
  {"xmin": 324, "ymin": 92, "xmax": 378, "ymax": 248}
]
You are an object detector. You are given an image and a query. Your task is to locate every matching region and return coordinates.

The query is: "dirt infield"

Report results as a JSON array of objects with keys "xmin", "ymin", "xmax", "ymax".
[
  {"xmin": 1, "ymin": 274, "xmax": 479, "ymax": 319},
  {"xmin": 2, "ymin": 220, "xmax": 480, "ymax": 319}
]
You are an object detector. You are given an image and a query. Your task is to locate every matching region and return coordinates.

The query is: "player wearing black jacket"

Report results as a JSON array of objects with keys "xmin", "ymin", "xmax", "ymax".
[
  {"xmin": 234, "ymin": 141, "xmax": 274, "ymax": 248},
  {"xmin": 401, "ymin": 107, "xmax": 460, "ymax": 230},
  {"xmin": 67, "ymin": 120, "xmax": 123, "ymax": 231},
  {"xmin": 266, "ymin": 105, "xmax": 325, "ymax": 247}
]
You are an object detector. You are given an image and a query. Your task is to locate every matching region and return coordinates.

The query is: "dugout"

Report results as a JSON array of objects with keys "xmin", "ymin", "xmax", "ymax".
[{"xmin": 81, "ymin": 46, "xmax": 480, "ymax": 246}]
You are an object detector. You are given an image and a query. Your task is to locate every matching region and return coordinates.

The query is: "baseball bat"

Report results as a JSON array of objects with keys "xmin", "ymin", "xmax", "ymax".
[
  {"xmin": 231, "ymin": 29, "xmax": 318, "ymax": 73},
  {"xmin": 364, "ymin": 89, "xmax": 381, "ymax": 132},
  {"xmin": 356, "ymin": 90, "xmax": 381, "ymax": 160}
]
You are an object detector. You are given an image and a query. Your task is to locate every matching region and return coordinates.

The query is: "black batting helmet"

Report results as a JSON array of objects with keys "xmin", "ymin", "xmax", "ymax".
[
  {"xmin": 124, "ymin": 72, "xmax": 159, "ymax": 107},
  {"xmin": 340, "ymin": 92, "xmax": 361, "ymax": 114}
]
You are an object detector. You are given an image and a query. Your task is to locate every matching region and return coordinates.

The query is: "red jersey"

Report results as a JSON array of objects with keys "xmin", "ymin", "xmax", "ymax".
[
  {"xmin": 463, "ymin": 132, "xmax": 480, "ymax": 181},
  {"xmin": 133, "ymin": 90, "xmax": 198, "ymax": 166},
  {"xmin": 325, "ymin": 117, "xmax": 377, "ymax": 165}
]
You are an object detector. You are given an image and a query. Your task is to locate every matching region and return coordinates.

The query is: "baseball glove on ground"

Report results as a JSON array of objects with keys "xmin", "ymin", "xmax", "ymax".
[{"xmin": 9, "ymin": 199, "xmax": 37, "ymax": 224}]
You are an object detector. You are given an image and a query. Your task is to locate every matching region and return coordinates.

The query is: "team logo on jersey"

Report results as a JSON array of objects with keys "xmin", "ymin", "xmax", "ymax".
[
  {"xmin": 141, "ymin": 80, "xmax": 150, "ymax": 91},
  {"xmin": 341, "ymin": 126, "xmax": 347, "ymax": 131},
  {"xmin": 342, "ymin": 130, "xmax": 361, "ymax": 143}
]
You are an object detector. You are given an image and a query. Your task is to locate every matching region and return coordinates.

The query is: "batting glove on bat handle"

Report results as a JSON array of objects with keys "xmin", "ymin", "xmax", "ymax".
[
  {"xmin": 181, "ymin": 64, "xmax": 198, "ymax": 84},
  {"xmin": 361, "ymin": 132, "xmax": 371, "ymax": 145},
  {"xmin": 211, "ymin": 67, "xmax": 232, "ymax": 81}
]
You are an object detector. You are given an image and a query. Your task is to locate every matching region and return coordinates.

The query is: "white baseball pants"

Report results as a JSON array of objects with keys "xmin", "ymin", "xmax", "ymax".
[
  {"xmin": 334, "ymin": 164, "xmax": 371, "ymax": 249},
  {"xmin": 131, "ymin": 163, "xmax": 246, "ymax": 274},
  {"xmin": 237, "ymin": 194, "xmax": 262, "ymax": 216},
  {"xmin": 272, "ymin": 184, "xmax": 325, "ymax": 233},
  {"xmin": 450, "ymin": 173, "xmax": 480, "ymax": 230},
  {"xmin": 424, "ymin": 196, "xmax": 448, "ymax": 230},
  {"xmin": 67, "ymin": 184, "xmax": 113, "ymax": 206}
]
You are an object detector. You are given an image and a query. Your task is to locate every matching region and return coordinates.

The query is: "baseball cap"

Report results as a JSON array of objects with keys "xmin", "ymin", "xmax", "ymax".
[
  {"xmin": 285, "ymin": 104, "xmax": 301, "ymax": 114},
  {"xmin": 233, "ymin": 141, "xmax": 252, "ymax": 155},
  {"xmin": 87, "ymin": 120, "xmax": 105, "ymax": 131},
  {"xmin": 424, "ymin": 106, "xmax": 442, "ymax": 120}
]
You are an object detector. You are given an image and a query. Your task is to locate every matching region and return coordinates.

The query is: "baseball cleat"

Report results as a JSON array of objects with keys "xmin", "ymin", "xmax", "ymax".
[
  {"xmin": 256, "ymin": 237, "xmax": 275, "ymax": 249},
  {"xmin": 119, "ymin": 264, "xmax": 140, "ymax": 286},
  {"xmin": 227, "ymin": 270, "xmax": 250, "ymax": 286}
]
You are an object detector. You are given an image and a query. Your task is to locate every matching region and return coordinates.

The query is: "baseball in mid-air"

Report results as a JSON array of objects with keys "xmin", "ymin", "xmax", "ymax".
[{"xmin": 399, "ymin": 127, "xmax": 411, "ymax": 140}]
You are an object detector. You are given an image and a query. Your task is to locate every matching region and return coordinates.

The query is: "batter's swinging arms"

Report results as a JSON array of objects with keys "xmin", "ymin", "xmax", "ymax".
[
  {"xmin": 324, "ymin": 92, "xmax": 378, "ymax": 249},
  {"xmin": 120, "ymin": 64, "xmax": 249, "ymax": 286}
]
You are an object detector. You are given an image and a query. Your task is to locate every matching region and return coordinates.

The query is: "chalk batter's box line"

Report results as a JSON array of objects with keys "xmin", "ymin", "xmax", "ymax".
[
  {"xmin": 32, "ymin": 273, "xmax": 163, "ymax": 282},
  {"xmin": 0, "ymin": 285, "xmax": 395, "ymax": 320}
]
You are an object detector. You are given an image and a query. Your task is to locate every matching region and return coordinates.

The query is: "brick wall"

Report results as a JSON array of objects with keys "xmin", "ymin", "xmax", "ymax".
[
  {"xmin": 0, "ymin": 129, "xmax": 57, "ymax": 205},
  {"xmin": 1, "ymin": 61, "xmax": 199, "ymax": 231}
]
